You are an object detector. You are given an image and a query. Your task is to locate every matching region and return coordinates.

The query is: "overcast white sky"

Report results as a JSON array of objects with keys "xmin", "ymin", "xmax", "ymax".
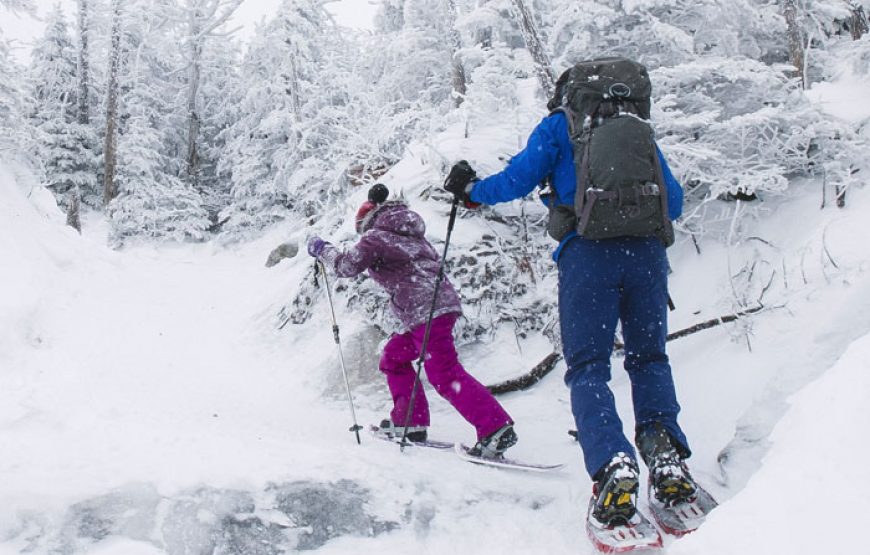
[{"xmin": 0, "ymin": 0, "xmax": 380, "ymax": 63}]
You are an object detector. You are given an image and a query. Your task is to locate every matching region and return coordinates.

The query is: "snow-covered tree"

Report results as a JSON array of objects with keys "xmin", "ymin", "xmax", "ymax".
[
  {"xmin": 102, "ymin": 0, "xmax": 123, "ymax": 205},
  {"xmin": 509, "ymin": 0, "xmax": 554, "ymax": 96},
  {"xmin": 109, "ymin": 93, "xmax": 210, "ymax": 245},
  {"xmin": 217, "ymin": 0, "xmax": 342, "ymax": 235},
  {"xmin": 77, "ymin": 0, "xmax": 92, "ymax": 125},
  {"xmin": 185, "ymin": 35, "xmax": 242, "ymax": 220},
  {"xmin": 173, "ymin": 0, "xmax": 243, "ymax": 190},
  {"xmin": 0, "ymin": 35, "xmax": 26, "ymax": 161},
  {"xmin": 0, "ymin": 0, "xmax": 35, "ymax": 14},
  {"xmin": 26, "ymin": 6, "xmax": 101, "ymax": 209},
  {"xmin": 102, "ymin": 0, "xmax": 216, "ymax": 242}
]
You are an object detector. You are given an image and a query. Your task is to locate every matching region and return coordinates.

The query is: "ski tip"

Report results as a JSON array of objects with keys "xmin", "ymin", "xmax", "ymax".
[{"xmin": 454, "ymin": 443, "xmax": 564, "ymax": 472}]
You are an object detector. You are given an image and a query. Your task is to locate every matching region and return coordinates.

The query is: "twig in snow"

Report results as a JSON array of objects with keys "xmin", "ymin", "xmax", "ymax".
[
  {"xmin": 782, "ymin": 259, "xmax": 789, "ymax": 290},
  {"xmin": 691, "ymin": 233, "xmax": 702, "ymax": 255},
  {"xmin": 800, "ymin": 248, "xmax": 809, "ymax": 285},
  {"xmin": 821, "ymin": 225, "xmax": 840, "ymax": 270},
  {"xmin": 758, "ymin": 270, "xmax": 776, "ymax": 304},
  {"xmin": 726, "ymin": 200, "xmax": 743, "ymax": 305}
]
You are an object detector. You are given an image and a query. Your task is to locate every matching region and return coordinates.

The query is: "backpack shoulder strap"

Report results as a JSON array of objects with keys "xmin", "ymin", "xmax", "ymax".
[
  {"xmin": 549, "ymin": 106, "xmax": 577, "ymax": 137},
  {"xmin": 651, "ymin": 145, "xmax": 676, "ymax": 247}
]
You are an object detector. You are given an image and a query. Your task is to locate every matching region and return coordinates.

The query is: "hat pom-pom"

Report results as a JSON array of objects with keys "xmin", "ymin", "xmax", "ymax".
[{"xmin": 368, "ymin": 183, "xmax": 389, "ymax": 204}]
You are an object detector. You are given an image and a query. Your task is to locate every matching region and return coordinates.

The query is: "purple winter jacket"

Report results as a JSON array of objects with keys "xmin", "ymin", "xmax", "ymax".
[{"xmin": 319, "ymin": 201, "xmax": 462, "ymax": 331}]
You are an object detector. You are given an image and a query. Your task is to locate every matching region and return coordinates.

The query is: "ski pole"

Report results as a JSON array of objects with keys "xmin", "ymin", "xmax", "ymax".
[
  {"xmin": 399, "ymin": 198, "xmax": 460, "ymax": 450},
  {"xmin": 317, "ymin": 260, "xmax": 363, "ymax": 444}
]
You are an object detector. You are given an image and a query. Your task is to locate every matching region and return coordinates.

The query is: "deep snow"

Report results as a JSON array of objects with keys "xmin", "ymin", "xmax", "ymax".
[{"xmin": 2, "ymin": 79, "xmax": 870, "ymax": 555}]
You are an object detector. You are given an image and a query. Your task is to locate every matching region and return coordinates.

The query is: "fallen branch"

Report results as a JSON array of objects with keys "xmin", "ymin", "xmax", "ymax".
[
  {"xmin": 490, "ymin": 306, "xmax": 769, "ymax": 395},
  {"xmin": 488, "ymin": 352, "xmax": 561, "ymax": 395},
  {"xmin": 615, "ymin": 305, "xmax": 766, "ymax": 351}
]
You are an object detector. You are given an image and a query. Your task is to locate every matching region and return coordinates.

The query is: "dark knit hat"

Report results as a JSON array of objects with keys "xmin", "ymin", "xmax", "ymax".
[{"xmin": 355, "ymin": 183, "xmax": 389, "ymax": 233}]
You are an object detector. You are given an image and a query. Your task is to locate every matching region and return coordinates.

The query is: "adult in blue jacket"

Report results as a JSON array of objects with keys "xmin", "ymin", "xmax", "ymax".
[{"xmin": 444, "ymin": 101, "xmax": 698, "ymax": 526}]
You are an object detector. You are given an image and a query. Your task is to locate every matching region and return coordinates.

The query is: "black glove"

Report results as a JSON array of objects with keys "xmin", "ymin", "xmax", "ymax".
[{"xmin": 444, "ymin": 161, "xmax": 480, "ymax": 207}]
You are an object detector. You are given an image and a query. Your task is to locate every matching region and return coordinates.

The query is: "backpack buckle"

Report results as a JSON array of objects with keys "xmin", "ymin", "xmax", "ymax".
[{"xmin": 640, "ymin": 182, "xmax": 660, "ymax": 196}]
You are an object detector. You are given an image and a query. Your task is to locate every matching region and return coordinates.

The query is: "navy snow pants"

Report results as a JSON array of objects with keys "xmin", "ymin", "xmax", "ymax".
[{"xmin": 558, "ymin": 236, "xmax": 690, "ymax": 478}]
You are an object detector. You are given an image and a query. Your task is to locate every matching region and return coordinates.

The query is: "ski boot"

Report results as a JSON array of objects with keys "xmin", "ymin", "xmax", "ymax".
[
  {"xmin": 377, "ymin": 419, "xmax": 428, "ymax": 443},
  {"xmin": 467, "ymin": 424, "xmax": 517, "ymax": 459}
]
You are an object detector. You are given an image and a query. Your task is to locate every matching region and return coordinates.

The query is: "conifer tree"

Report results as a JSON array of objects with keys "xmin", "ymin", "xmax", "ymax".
[
  {"xmin": 105, "ymin": 0, "xmax": 213, "ymax": 243},
  {"xmin": 27, "ymin": 6, "xmax": 100, "ymax": 209},
  {"xmin": 217, "ymin": 0, "xmax": 339, "ymax": 235},
  {"xmin": 0, "ymin": 0, "xmax": 35, "ymax": 14},
  {"xmin": 0, "ymin": 35, "xmax": 25, "ymax": 161}
]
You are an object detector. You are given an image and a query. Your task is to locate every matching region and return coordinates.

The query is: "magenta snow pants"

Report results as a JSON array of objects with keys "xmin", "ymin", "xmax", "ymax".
[{"xmin": 380, "ymin": 313, "xmax": 512, "ymax": 440}]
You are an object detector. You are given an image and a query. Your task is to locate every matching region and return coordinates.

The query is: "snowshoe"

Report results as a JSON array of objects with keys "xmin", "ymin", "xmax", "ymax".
[
  {"xmin": 586, "ymin": 452, "xmax": 662, "ymax": 552},
  {"xmin": 646, "ymin": 480, "xmax": 717, "ymax": 537},
  {"xmin": 586, "ymin": 500, "xmax": 662, "ymax": 553},
  {"xmin": 636, "ymin": 423, "xmax": 717, "ymax": 535}
]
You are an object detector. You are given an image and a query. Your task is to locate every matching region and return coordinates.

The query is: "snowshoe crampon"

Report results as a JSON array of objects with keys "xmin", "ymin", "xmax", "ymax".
[
  {"xmin": 586, "ymin": 499, "xmax": 663, "ymax": 553},
  {"xmin": 646, "ymin": 481, "xmax": 718, "ymax": 536}
]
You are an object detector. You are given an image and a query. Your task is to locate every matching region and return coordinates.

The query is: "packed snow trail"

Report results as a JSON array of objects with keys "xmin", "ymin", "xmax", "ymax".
[{"xmin": 0, "ymin": 227, "xmax": 344, "ymax": 497}]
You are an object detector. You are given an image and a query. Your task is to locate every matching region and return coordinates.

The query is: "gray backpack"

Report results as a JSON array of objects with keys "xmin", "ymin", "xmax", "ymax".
[{"xmin": 547, "ymin": 58, "xmax": 674, "ymax": 247}]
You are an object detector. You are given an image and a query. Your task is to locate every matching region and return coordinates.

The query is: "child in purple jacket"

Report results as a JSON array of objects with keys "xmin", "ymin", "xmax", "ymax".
[{"xmin": 307, "ymin": 184, "xmax": 516, "ymax": 458}]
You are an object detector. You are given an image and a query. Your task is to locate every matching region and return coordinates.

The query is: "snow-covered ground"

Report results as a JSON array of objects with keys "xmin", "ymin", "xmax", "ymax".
[{"xmin": 2, "ymin": 83, "xmax": 869, "ymax": 555}]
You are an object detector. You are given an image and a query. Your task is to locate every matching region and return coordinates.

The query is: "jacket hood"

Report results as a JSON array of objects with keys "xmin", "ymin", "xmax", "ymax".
[{"xmin": 360, "ymin": 201, "xmax": 426, "ymax": 238}]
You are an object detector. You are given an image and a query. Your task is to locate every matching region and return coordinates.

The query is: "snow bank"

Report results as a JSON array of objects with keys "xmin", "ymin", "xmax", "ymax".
[
  {"xmin": 807, "ymin": 75, "xmax": 870, "ymax": 123},
  {"xmin": 673, "ymin": 330, "xmax": 870, "ymax": 555},
  {"xmin": 0, "ymin": 162, "xmax": 84, "ymax": 380}
]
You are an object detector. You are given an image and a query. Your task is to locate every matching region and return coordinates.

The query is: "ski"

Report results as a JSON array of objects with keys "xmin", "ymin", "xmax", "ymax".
[
  {"xmin": 646, "ymin": 482, "xmax": 718, "ymax": 537},
  {"xmin": 454, "ymin": 443, "xmax": 564, "ymax": 472},
  {"xmin": 586, "ymin": 499, "xmax": 663, "ymax": 553},
  {"xmin": 367, "ymin": 425, "xmax": 454, "ymax": 450}
]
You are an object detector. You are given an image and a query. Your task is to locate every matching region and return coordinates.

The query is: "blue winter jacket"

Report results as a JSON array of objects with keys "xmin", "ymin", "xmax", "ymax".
[{"xmin": 469, "ymin": 111, "xmax": 683, "ymax": 261}]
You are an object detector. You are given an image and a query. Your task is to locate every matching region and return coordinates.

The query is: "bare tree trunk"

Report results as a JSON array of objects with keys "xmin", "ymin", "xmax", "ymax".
[
  {"xmin": 476, "ymin": 0, "xmax": 492, "ymax": 48},
  {"xmin": 77, "ymin": 0, "xmax": 90, "ymax": 125},
  {"xmin": 782, "ymin": 0, "xmax": 806, "ymax": 89},
  {"xmin": 285, "ymin": 52, "xmax": 301, "ymax": 119},
  {"xmin": 186, "ymin": 3, "xmax": 202, "ymax": 188},
  {"xmin": 445, "ymin": 0, "xmax": 467, "ymax": 108},
  {"xmin": 103, "ymin": 0, "xmax": 122, "ymax": 206},
  {"xmin": 66, "ymin": 186, "xmax": 82, "ymax": 232},
  {"xmin": 510, "ymin": 0, "xmax": 554, "ymax": 97},
  {"xmin": 850, "ymin": 3, "xmax": 869, "ymax": 40},
  {"xmin": 183, "ymin": 1, "xmax": 241, "ymax": 186}
]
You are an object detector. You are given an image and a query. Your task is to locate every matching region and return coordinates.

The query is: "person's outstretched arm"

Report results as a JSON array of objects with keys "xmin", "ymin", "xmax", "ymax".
[
  {"xmin": 308, "ymin": 235, "xmax": 378, "ymax": 278},
  {"xmin": 469, "ymin": 115, "xmax": 563, "ymax": 206}
]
